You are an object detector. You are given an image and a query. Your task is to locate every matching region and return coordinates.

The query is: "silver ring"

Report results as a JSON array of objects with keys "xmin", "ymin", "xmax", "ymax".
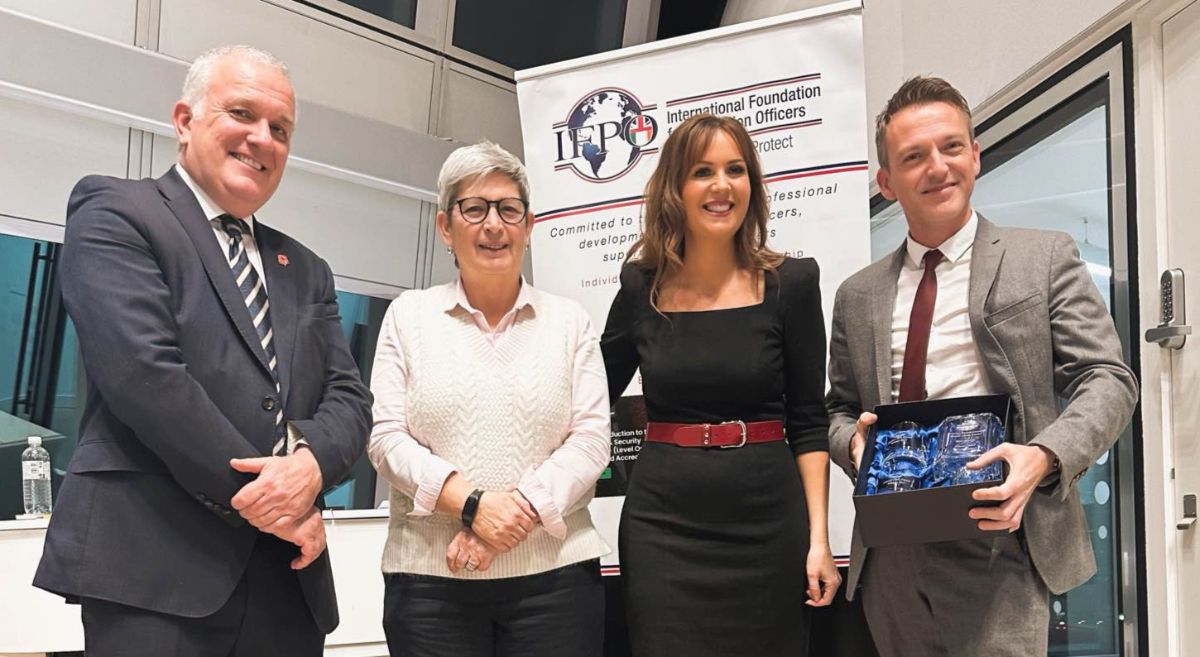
[{"xmin": 465, "ymin": 561, "xmax": 478, "ymax": 571}]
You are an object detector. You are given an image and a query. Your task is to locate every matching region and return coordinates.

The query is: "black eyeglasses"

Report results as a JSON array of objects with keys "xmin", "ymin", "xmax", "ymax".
[{"xmin": 453, "ymin": 197, "xmax": 528, "ymax": 225}]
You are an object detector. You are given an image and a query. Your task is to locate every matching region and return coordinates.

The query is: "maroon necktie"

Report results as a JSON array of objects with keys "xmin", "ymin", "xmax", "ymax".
[{"xmin": 898, "ymin": 249, "xmax": 944, "ymax": 402}]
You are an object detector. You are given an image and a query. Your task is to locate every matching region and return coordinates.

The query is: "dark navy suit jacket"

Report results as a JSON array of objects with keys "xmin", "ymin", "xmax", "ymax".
[{"xmin": 34, "ymin": 167, "xmax": 372, "ymax": 632}]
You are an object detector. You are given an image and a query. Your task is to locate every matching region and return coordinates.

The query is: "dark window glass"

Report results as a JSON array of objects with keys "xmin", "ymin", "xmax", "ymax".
[
  {"xmin": 0, "ymin": 228, "xmax": 392, "ymax": 516},
  {"xmin": 0, "ymin": 233, "xmax": 79, "ymax": 520},
  {"xmin": 656, "ymin": 0, "xmax": 726, "ymax": 40},
  {"xmin": 976, "ymin": 83, "xmax": 1122, "ymax": 657},
  {"xmin": 452, "ymin": 0, "xmax": 627, "ymax": 70},
  {"xmin": 339, "ymin": 0, "xmax": 417, "ymax": 29},
  {"xmin": 321, "ymin": 290, "xmax": 391, "ymax": 511}
]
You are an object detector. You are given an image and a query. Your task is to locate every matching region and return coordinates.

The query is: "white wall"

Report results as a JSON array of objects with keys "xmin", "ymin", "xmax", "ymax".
[
  {"xmin": 724, "ymin": 0, "xmax": 1129, "ymax": 168},
  {"xmin": 0, "ymin": 96, "xmax": 129, "ymax": 224},
  {"xmin": 0, "ymin": 0, "xmax": 137, "ymax": 42},
  {"xmin": 0, "ymin": 0, "xmax": 526, "ymax": 292},
  {"xmin": 159, "ymin": 0, "xmax": 438, "ymax": 133},
  {"xmin": 3, "ymin": 0, "xmax": 1133, "ymax": 283}
]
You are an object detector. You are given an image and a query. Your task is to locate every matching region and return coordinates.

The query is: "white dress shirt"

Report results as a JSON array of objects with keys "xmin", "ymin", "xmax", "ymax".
[
  {"xmin": 175, "ymin": 164, "xmax": 267, "ymax": 292},
  {"xmin": 176, "ymin": 164, "xmax": 314, "ymax": 450},
  {"xmin": 890, "ymin": 211, "xmax": 994, "ymax": 401}
]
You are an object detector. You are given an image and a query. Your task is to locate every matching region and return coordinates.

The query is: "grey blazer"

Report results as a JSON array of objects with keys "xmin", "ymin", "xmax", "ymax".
[{"xmin": 827, "ymin": 216, "xmax": 1137, "ymax": 599}]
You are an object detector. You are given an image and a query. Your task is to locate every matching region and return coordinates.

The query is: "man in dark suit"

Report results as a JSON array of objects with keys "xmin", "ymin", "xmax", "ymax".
[
  {"xmin": 826, "ymin": 77, "xmax": 1137, "ymax": 656},
  {"xmin": 33, "ymin": 45, "xmax": 372, "ymax": 656}
]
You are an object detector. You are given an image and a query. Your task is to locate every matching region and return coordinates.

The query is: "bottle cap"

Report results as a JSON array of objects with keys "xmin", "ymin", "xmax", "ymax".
[{"xmin": 27, "ymin": 436, "xmax": 42, "ymax": 447}]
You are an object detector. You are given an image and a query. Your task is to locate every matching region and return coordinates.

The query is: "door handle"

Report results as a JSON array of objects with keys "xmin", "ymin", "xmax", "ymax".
[
  {"xmin": 1179, "ymin": 494, "xmax": 1197, "ymax": 531},
  {"xmin": 1146, "ymin": 325, "xmax": 1191, "ymax": 349}
]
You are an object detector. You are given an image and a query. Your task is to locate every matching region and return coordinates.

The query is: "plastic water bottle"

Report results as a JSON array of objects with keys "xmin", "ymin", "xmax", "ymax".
[{"xmin": 21, "ymin": 436, "xmax": 52, "ymax": 515}]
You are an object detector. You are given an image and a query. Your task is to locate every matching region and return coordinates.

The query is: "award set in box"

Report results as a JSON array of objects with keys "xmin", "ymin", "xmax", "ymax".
[{"xmin": 852, "ymin": 394, "xmax": 1013, "ymax": 548}]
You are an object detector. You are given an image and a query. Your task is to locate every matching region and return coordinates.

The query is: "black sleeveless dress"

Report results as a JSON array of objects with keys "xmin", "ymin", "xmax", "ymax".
[{"xmin": 600, "ymin": 257, "xmax": 830, "ymax": 657}]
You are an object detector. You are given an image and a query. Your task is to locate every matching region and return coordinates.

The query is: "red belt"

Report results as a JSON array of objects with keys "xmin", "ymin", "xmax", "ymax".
[{"xmin": 644, "ymin": 420, "xmax": 785, "ymax": 449}]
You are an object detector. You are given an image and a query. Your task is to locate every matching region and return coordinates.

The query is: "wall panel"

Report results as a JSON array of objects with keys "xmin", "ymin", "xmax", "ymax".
[
  {"xmin": 0, "ymin": 97, "xmax": 129, "ymax": 225},
  {"xmin": 264, "ymin": 168, "xmax": 423, "ymax": 289},
  {"xmin": 0, "ymin": 0, "xmax": 137, "ymax": 43},
  {"xmin": 152, "ymin": 137, "xmax": 423, "ymax": 290},
  {"xmin": 158, "ymin": 0, "xmax": 437, "ymax": 132},
  {"xmin": 437, "ymin": 64, "xmax": 523, "ymax": 157},
  {"xmin": 895, "ymin": 0, "xmax": 1126, "ymax": 110},
  {"xmin": 721, "ymin": 0, "xmax": 1129, "ymax": 169}
]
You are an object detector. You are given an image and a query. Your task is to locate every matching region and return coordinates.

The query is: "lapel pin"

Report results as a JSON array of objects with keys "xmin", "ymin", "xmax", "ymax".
[{"xmin": 277, "ymin": 254, "xmax": 289, "ymax": 267}]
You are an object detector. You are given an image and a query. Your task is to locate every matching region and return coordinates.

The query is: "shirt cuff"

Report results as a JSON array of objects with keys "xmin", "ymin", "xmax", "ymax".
[
  {"xmin": 517, "ymin": 470, "xmax": 566, "ymax": 540},
  {"xmin": 286, "ymin": 422, "xmax": 309, "ymax": 454},
  {"xmin": 409, "ymin": 460, "xmax": 456, "ymax": 517},
  {"xmin": 1031, "ymin": 443, "xmax": 1062, "ymax": 489}
]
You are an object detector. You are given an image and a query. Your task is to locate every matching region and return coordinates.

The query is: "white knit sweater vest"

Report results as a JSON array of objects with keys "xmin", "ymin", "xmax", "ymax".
[{"xmin": 382, "ymin": 284, "xmax": 608, "ymax": 579}]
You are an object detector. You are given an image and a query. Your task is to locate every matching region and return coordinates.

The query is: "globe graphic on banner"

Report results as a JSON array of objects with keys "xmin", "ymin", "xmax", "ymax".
[{"xmin": 566, "ymin": 90, "xmax": 643, "ymax": 180}]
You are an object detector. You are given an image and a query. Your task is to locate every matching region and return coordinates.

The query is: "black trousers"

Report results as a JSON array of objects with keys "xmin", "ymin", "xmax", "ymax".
[
  {"xmin": 80, "ymin": 534, "xmax": 322, "ymax": 657},
  {"xmin": 383, "ymin": 560, "xmax": 604, "ymax": 657}
]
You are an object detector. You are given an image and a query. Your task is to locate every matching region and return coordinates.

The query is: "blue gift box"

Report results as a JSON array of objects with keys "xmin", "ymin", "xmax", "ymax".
[{"xmin": 852, "ymin": 394, "xmax": 1012, "ymax": 547}]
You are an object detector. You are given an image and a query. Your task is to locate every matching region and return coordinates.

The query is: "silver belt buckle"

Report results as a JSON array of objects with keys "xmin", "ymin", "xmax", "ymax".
[{"xmin": 718, "ymin": 420, "xmax": 747, "ymax": 449}]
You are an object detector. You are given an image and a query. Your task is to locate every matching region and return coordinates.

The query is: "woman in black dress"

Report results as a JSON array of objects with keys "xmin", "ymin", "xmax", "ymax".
[{"xmin": 601, "ymin": 114, "xmax": 840, "ymax": 656}]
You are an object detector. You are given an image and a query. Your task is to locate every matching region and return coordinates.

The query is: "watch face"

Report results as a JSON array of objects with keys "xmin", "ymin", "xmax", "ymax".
[{"xmin": 461, "ymin": 489, "xmax": 485, "ymax": 527}]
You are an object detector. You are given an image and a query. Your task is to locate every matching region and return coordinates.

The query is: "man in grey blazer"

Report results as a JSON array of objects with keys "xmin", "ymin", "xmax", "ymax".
[{"xmin": 826, "ymin": 76, "xmax": 1137, "ymax": 656}]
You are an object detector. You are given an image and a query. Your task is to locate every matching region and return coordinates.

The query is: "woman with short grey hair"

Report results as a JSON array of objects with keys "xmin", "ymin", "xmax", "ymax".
[{"xmin": 368, "ymin": 141, "xmax": 611, "ymax": 657}]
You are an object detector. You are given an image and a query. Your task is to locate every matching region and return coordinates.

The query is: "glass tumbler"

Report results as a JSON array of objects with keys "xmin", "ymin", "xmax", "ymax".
[{"xmin": 877, "ymin": 421, "xmax": 930, "ymax": 493}]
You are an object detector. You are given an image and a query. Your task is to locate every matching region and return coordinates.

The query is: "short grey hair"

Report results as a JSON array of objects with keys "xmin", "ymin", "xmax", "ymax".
[
  {"xmin": 181, "ymin": 45, "xmax": 291, "ymax": 119},
  {"xmin": 437, "ymin": 142, "xmax": 531, "ymax": 213}
]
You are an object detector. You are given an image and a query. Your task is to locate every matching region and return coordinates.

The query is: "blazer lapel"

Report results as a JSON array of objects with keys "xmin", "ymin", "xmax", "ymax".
[
  {"xmin": 871, "ymin": 245, "xmax": 906, "ymax": 406},
  {"xmin": 158, "ymin": 168, "xmax": 274, "ymax": 378},
  {"xmin": 968, "ymin": 216, "xmax": 1004, "ymax": 338},
  {"xmin": 255, "ymin": 222, "xmax": 297, "ymax": 405},
  {"xmin": 968, "ymin": 215, "xmax": 1026, "ymax": 409}
]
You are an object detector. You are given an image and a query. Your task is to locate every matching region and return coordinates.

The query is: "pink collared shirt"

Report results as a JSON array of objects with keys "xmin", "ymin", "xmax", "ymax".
[{"xmin": 368, "ymin": 278, "xmax": 611, "ymax": 539}]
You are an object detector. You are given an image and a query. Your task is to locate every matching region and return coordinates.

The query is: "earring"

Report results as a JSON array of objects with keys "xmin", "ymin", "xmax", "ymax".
[{"xmin": 446, "ymin": 246, "xmax": 453, "ymax": 255}]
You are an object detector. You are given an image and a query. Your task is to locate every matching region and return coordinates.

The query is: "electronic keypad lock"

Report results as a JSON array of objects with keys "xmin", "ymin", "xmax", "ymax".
[{"xmin": 1146, "ymin": 269, "xmax": 1190, "ymax": 349}]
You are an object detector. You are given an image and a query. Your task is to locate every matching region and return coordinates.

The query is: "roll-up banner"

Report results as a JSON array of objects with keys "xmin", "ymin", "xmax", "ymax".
[{"xmin": 516, "ymin": 0, "xmax": 869, "ymax": 572}]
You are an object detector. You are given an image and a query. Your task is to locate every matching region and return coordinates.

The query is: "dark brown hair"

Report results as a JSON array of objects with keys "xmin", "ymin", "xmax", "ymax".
[
  {"xmin": 875, "ymin": 76, "xmax": 973, "ymax": 169},
  {"xmin": 628, "ymin": 114, "xmax": 782, "ymax": 309}
]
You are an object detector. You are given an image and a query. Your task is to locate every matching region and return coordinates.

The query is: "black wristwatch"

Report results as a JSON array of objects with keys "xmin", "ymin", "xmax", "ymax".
[{"xmin": 461, "ymin": 489, "xmax": 485, "ymax": 528}]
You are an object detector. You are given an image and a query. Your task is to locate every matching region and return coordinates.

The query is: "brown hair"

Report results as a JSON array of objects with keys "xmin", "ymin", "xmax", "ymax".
[
  {"xmin": 628, "ymin": 113, "xmax": 782, "ymax": 309},
  {"xmin": 875, "ymin": 76, "xmax": 973, "ymax": 169}
]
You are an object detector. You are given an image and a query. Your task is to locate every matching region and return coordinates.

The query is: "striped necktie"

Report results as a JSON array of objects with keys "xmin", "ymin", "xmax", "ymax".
[{"xmin": 214, "ymin": 214, "xmax": 289, "ymax": 456}]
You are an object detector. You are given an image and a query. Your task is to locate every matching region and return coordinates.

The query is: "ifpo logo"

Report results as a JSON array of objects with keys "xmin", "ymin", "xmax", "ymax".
[{"xmin": 553, "ymin": 88, "xmax": 659, "ymax": 183}]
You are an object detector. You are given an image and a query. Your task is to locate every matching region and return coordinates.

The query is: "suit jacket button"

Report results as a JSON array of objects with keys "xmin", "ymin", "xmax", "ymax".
[{"xmin": 262, "ymin": 396, "xmax": 277, "ymax": 411}]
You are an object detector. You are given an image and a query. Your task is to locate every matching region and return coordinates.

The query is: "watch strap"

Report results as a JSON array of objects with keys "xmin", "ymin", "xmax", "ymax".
[{"xmin": 461, "ymin": 489, "xmax": 485, "ymax": 528}]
